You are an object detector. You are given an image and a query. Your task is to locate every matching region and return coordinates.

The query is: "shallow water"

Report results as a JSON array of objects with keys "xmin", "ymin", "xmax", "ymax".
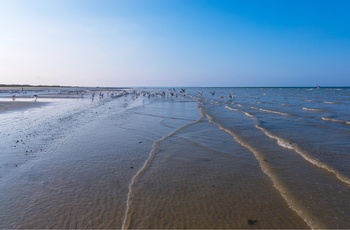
[{"xmin": 0, "ymin": 87, "xmax": 350, "ymax": 229}]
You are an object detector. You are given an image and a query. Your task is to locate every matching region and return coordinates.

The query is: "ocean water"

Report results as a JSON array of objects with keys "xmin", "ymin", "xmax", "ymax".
[
  {"xmin": 0, "ymin": 87, "xmax": 349, "ymax": 229},
  {"xmin": 193, "ymin": 87, "xmax": 350, "ymax": 228}
]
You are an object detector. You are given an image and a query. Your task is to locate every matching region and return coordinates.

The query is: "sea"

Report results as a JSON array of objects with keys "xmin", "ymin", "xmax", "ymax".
[{"xmin": 0, "ymin": 87, "xmax": 349, "ymax": 229}]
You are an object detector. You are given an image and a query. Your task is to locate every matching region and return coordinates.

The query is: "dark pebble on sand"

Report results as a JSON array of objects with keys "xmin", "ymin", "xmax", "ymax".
[{"xmin": 247, "ymin": 219, "xmax": 258, "ymax": 225}]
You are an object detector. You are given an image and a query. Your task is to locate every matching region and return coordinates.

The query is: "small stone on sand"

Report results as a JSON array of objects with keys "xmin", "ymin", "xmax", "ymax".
[{"xmin": 247, "ymin": 219, "xmax": 258, "ymax": 225}]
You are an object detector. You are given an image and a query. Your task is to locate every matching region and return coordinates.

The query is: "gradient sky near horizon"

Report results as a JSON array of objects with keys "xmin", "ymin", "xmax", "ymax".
[{"xmin": 0, "ymin": 0, "xmax": 349, "ymax": 87}]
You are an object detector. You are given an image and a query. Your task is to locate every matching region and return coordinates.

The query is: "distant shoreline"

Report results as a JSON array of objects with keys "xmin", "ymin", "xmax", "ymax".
[
  {"xmin": 0, "ymin": 84, "xmax": 131, "ymax": 90},
  {"xmin": 1, "ymin": 84, "xmax": 350, "ymax": 88}
]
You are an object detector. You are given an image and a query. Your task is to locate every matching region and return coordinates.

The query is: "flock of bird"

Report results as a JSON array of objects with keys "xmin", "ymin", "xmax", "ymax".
[
  {"xmin": 121, "ymin": 88, "xmax": 236, "ymax": 101},
  {"xmin": 7, "ymin": 88, "xmax": 236, "ymax": 102}
]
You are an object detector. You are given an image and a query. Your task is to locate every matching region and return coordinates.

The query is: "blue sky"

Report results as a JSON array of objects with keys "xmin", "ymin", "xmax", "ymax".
[{"xmin": 0, "ymin": 0, "xmax": 349, "ymax": 87}]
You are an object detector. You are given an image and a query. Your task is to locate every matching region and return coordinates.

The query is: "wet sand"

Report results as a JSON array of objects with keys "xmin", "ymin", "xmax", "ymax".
[
  {"xmin": 0, "ymin": 90, "xmax": 309, "ymax": 229},
  {"xmin": 0, "ymin": 101, "xmax": 49, "ymax": 114}
]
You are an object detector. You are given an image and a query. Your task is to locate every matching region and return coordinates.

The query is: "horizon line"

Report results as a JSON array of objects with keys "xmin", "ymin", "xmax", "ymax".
[{"xmin": 1, "ymin": 84, "xmax": 350, "ymax": 88}]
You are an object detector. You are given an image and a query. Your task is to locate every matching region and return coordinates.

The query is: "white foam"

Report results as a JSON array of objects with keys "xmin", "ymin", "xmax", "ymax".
[
  {"xmin": 225, "ymin": 105, "xmax": 254, "ymax": 118},
  {"xmin": 322, "ymin": 117, "xmax": 350, "ymax": 125},
  {"xmin": 302, "ymin": 107, "xmax": 323, "ymax": 112},
  {"xmin": 256, "ymin": 125, "xmax": 350, "ymax": 187},
  {"xmin": 251, "ymin": 107, "xmax": 291, "ymax": 116},
  {"xmin": 323, "ymin": 101, "xmax": 337, "ymax": 104},
  {"xmin": 242, "ymin": 111, "xmax": 254, "ymax": 118},
  {"xmin": 203, "ymin": 112, "xmax": 315, "ymax": 229},
  {"xmin": 225, "ymin": 105, "xmax": 239, "ymax": 111}
]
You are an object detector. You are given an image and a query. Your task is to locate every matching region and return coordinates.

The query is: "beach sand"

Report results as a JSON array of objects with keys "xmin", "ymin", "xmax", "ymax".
[
  {"xmin": 0, "ymin": 101, "xmax": 49, "ymax": 114},
  {"xmin": 0, "ymin": 88, "xmax": 309, "ymax": 229}
]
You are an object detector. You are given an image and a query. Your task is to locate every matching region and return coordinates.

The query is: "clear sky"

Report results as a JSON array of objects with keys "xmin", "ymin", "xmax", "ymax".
[{"xmin": 0, "ymin": 0, "xmax": 349, "ymax": 87}]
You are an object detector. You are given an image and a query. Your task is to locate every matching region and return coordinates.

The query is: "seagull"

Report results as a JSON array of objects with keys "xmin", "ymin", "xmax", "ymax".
[
  {"xmin": 228, "ymin": 94, "xmax": 235, "ymax": 99},
  {"xmin": 196, "ymin": 91, "xmax": 203, "ymax": 98}
]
